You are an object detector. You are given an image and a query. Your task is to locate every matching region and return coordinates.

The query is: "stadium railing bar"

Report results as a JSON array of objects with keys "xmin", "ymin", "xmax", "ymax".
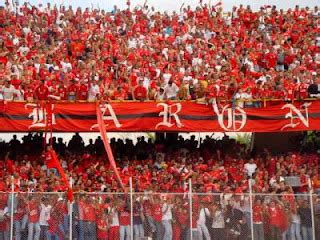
[{"xmin": 1, "ymin": 178, "xmax": 319, "ymax": 240}]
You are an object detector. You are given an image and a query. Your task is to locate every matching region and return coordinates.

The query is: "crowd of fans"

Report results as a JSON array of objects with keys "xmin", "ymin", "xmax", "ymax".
[
  {"xmin": 0, "ymin": 133, "xmax": 319, "ymax": 239},
  {"xmin": 0, "ymin": 1, "xmax": 320, "ymax": 103},
  {"xmin": 0, "ymin": 133, "xmax": 319, "ymax": 194}
]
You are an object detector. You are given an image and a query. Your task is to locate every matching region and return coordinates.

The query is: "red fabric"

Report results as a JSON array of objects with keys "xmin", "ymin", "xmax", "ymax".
[
  {"xmin": 119, "ymin": 208, "xmax": 130, "ymax": 226},
  {"xmin": 0, "ymin": 101, "xmax": 319, "ymax": 132},
  {"xmin": 96, "ymin": 102, "xmax": 125, "ymax": 190}
]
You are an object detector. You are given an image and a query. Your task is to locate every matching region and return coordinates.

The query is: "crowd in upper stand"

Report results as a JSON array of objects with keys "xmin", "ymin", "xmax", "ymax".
[
  {"xmin": 0, "ymin": 133, "xmax": 319, "ymax": 194},
  {"xmin": 0, "ymin": 1, "xmax": 319, "ymax": 103}
]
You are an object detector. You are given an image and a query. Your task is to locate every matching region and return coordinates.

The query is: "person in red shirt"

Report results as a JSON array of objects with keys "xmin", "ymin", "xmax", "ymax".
[
  {"xmin": 133, "ymin": 80, "xmax": 147, "ymax": 101},
  {"xmin": 27, "ymin": 196, "xmax": 41, "ymax": 240},
  {"xmin": 78, "ymin": 196, "xmax": 97, "ymax": 240},
  {"xmin": 0, "ymin": 193, "xmax": 9, "ymax": 239},
  {"xmin": 77, "ymin": 80, "xmax": 88, "ymax": 101},
  {"xmin": 57, "ymin": 82, "xmax": 67, "ymax": 101},
  {"xmin": 253, "ymin": 198, "xmax": 265, "ymax": 240},
  {"xmin": 34, "ymin": 80, "xmax": 49, "ymax": 101},
  {"xmin": 67, "ymin": 79, "xmax": 79, "ymax": 101},
  {"xmin": 97, "ymin": 211, "xmax": 108, "ymax": 240},
  {"xmin": 13, "ymin": 196, "xmax": 27, "ymax": 240},
  {"xmin": 119, "ymin": 200, "xmax": 131, "ymax": 240}
]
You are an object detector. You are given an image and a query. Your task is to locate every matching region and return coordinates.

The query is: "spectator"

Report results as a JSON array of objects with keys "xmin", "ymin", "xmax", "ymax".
[
  {"xmin": 133, "ymin": 80, "xmax": 148, "ymax": 101},
  {"xmin": 164, "ymin": 81, "xmax": 179, "ymax": 100}
]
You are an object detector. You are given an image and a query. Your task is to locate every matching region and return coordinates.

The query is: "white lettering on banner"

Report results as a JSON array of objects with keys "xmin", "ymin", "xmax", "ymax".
[
  {"xmin": 281, "ymin": 103, "xmax": 311, "ymax": 130},
  {"xmin": 91, "ymin": 104, "xmax": 122, "ymax": 130},
  {"xmin": 212, "ymin": 100, "xmax": 247, "ymax": 131},
  {"xmin": 25, "ymin": 103, "xmax": 56, "ymax": 129},
  {"xmin": 156, "ymin": 103, "xmax": 183, "ymax": 129}
]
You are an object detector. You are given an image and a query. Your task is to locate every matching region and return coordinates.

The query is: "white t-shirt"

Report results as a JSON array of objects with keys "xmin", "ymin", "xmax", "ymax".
[
  {"xmin": 88, "ymin": 84, "xmax": 100, "ymax": 101},
  {"xmin": 39, "ymin": 204, "xmax": 52, "ymax": 226},
  {"xmin": 162, "ymin": 203, "xmax": 173, "ymax": 221},
  {"xmin": 197, "ymin": 208, "xmax": 210, "ymax": 224},
  {"xmin": 2, "ymin": 85, "xmax": 16, "ymax": 100},
  {"xmin": 164, "ymin": 83, "xmax": 179, "ymax": 99},
  {"xmin": 244, "ymin": 163, "xmax": 257, "ymax": 177}
]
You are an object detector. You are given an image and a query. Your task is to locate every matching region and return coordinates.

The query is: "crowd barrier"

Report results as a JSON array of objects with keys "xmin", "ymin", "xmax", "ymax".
[{"xmin": 0, "ymin": 180, "xmax": 319, "ymax": 240}]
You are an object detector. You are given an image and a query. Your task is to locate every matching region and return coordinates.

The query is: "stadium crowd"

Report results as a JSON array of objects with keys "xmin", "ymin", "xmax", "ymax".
[
  {"xmin": 0, "ymin": 133, "xmax": 319, "ymax": 239},
  {"xmin": 0, "ymin": 1, "xmax": 320, "ymax": 102}
]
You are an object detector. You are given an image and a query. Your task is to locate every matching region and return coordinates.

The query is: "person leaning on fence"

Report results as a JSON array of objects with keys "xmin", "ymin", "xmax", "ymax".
[
  {"xmin": 27, "ymin": 195, "xmax": 41, "ymax": 240},
  {"xmin": 197, "ymin": 201, "xmax": 211, "ymax": 240},
  {"xmin": 297, "ymin": 200, "xmax": 313, "ymax": 240},
  {"xmin": 39, "ymin": 197, "xmax": 52, "ymax": 240},
  {"xmin": 0, "ymin": 193, "xmax": 9, "ymax": 240},
  {"xmin": 13, "ymin": 196, "xmax": 27, "ymax": 240},
  {"xmin": 133, "ymin": 199, "xmax": 144, "ymax": 240},
  {"xmin": 162, "ymin": 196, "xmax": 173, "ymax": 240},
  {"xmin": 119, "ymin": 199, "xmax": 131, "ymax": 240},
  {"xmin": 211, "ymin": 202, "xmax": 225, "ymax": 240},
  {"xmin": 253, "ymin": 198, "xmax": 266, "ymax": 240}
]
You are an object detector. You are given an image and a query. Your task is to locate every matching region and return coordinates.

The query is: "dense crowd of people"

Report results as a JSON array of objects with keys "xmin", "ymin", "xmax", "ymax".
[
  {"xmin": 0, "ymin": 133, "xmax": 319, "ymax": 193},
  {"xmin": 0, "ymin": 133, "xmax": 319, "ymax": 239},
  {"xmin": 0, "ymin": 2, "xmax": 319, "ymax": 102}
]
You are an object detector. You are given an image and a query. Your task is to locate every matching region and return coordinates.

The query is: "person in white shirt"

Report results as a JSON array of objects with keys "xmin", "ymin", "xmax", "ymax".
[
  {"xmin": 88, "ymin": 80, "xmax": 100, "ymax": 101},
  {"xmin": 164, "ymin": 81, "xmax": 179, "ymax": 100},
  {"xmin": 39, "ymin": 198, "xmax": 52, "ymax": 240},
  {"xmin": 161, "ymin": 198, "xmax": 173, "ymax": 240},
  {"xmin": 1, "ymin": 80, "xmax": 17, "ymax": 101},
  {"xmin": 197, "ymin": 206, "xmax": 211, "ymax": 240},
  {"xmin": 244, "ymin": 158, "xmax": 257, "ymax": 178},
  {"xmin": 155, "ymin": 88, "xmax": 165, "ymax": 101}
]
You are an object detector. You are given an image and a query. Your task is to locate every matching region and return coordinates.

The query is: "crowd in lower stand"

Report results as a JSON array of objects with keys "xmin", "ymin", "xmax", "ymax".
[{"xmin": 0, "ymin": 133, "xmax": 319, "ymax": 239}]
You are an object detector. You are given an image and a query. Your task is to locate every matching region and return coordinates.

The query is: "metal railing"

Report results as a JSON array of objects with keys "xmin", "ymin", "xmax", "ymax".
[{"xmin": 0, "ymin": 179, "xmax": 319, "ymax": 240}]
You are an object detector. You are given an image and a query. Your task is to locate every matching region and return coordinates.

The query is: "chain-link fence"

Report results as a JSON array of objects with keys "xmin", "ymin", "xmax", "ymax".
[{"xmin": 0, "ymin": 190, "xmax": 319, "ymax": 240}]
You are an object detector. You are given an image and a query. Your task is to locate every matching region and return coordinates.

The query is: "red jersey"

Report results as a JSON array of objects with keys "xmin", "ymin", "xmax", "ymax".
[
  {"xmin": 57, "ymin": 86, "xmax": 67, "ymax": 100},
  {"xmin": 78, "ymin": 84, "xmax": 88, "ymax": 100},
  {"xmin": 82, "ymin": 202, "xmax": 96, "ymax": 222},
  {"xmin": 151, "ymin": 204, "xmax": 162, "ymax": 222},
  {"xmin": 28, "ymin": 201, "xmax": 40, "ymax": 223},
  {"xmin": 34, "ymin": 85, "xmax": 49, "ymax": 100},
  {"xmin": 133, "ymin": 86, "xmax": 147, "ymax": 100},
  {"xmin": 253, "ymin": 204, "xmax": 263, "ymax": 223},
  {"xmin": 119, "ymin": 207, "xmax": 131, "ymax": 226},
  {"xmin": 67, "ymin": 84, "xmax": 78, "ymax": 98},
  {"xmin": 97, "ymin": 218, "xmax": 108, "ymax": 239}
]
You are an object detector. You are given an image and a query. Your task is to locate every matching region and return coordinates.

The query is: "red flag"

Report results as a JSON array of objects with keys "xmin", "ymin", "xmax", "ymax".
[
  {"xmin": 96, "ymin": 102, "xmax": 125, "ymax": 190},
  {"xmin": 46, "ymin": 149, "xmax": 73, "ymax": 201}
]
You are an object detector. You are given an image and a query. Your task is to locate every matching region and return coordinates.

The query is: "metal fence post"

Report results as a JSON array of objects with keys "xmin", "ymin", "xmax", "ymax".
[
  {"xmin": 308, "ymin": 178, "xmax": 316, "ymax": 240},
  {"xmin": 129, "ymin": 177, "xmax": 134, "ymax": 240},
  {"xmin": 189, "ymin": 178, "xmax": 193, "ymax": 240},
  {"xmin": 10, "ymin": 176, "xmax": 14, "ymax": 240},
  {"xmin": 69, "ymin": 177, "xmax": 73, "ymax": 240},
  {"xmin": 249, "ymin": 179, "xmax": 254, "ymax": 240}
]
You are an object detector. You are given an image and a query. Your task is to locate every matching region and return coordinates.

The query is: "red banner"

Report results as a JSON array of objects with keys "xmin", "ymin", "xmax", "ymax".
[{"xmin": 0, "ymin": 101, "xmax": 318, "ymax": 132}]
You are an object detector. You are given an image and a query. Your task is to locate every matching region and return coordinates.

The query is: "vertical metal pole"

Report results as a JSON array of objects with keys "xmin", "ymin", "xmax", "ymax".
[
  {"xmin": 69, "ymin": 177, "xmax": 73, "ymax": 240},
  {"xmin": 249, "ymin": 180, "xmax": 254, "ymax": 240},
  {"xmin": 308, "ymin": 178, "xmax": 316, "ymax": 240},
  {"xmin": 10, "ymin": 176, "xmax": 14, "ymax": 240},
  {"xmin": 129, "ymin": 177, "xmax": 134, "ymax": 240},
  {"xmin": 189, "ymin": 178, "xmax": 193, "ymax": 240}
]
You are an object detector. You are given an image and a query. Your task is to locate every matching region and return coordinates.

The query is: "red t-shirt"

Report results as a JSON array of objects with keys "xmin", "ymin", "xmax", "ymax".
[
  {"xmin": 34, "ymin": 85, "xmax": 49, "ymax": 100},
  {"xmin": 151, "ymin": 204, "xmax": 162, "ymax": 222},
  {"xmin": 119, "ymin": 208, "xmax": 131, "ymax": 226},
  {"xmin": 97, "ymin": 219, "xmax": 108, "ymax": 239},
  {"xmin": 253, "ymin": 205, "xmax": 263, "ymax": 223},
  {"xmin": 133, "ymin": 86, "xmax": 147, "ymax": 100},
  {"xmin": 78, "ymin": 84, "xmax": 88, "ymax": 100},
  {"xmin": 28, "ymin": 201, "xmax": 40, "ymax": 223}
]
